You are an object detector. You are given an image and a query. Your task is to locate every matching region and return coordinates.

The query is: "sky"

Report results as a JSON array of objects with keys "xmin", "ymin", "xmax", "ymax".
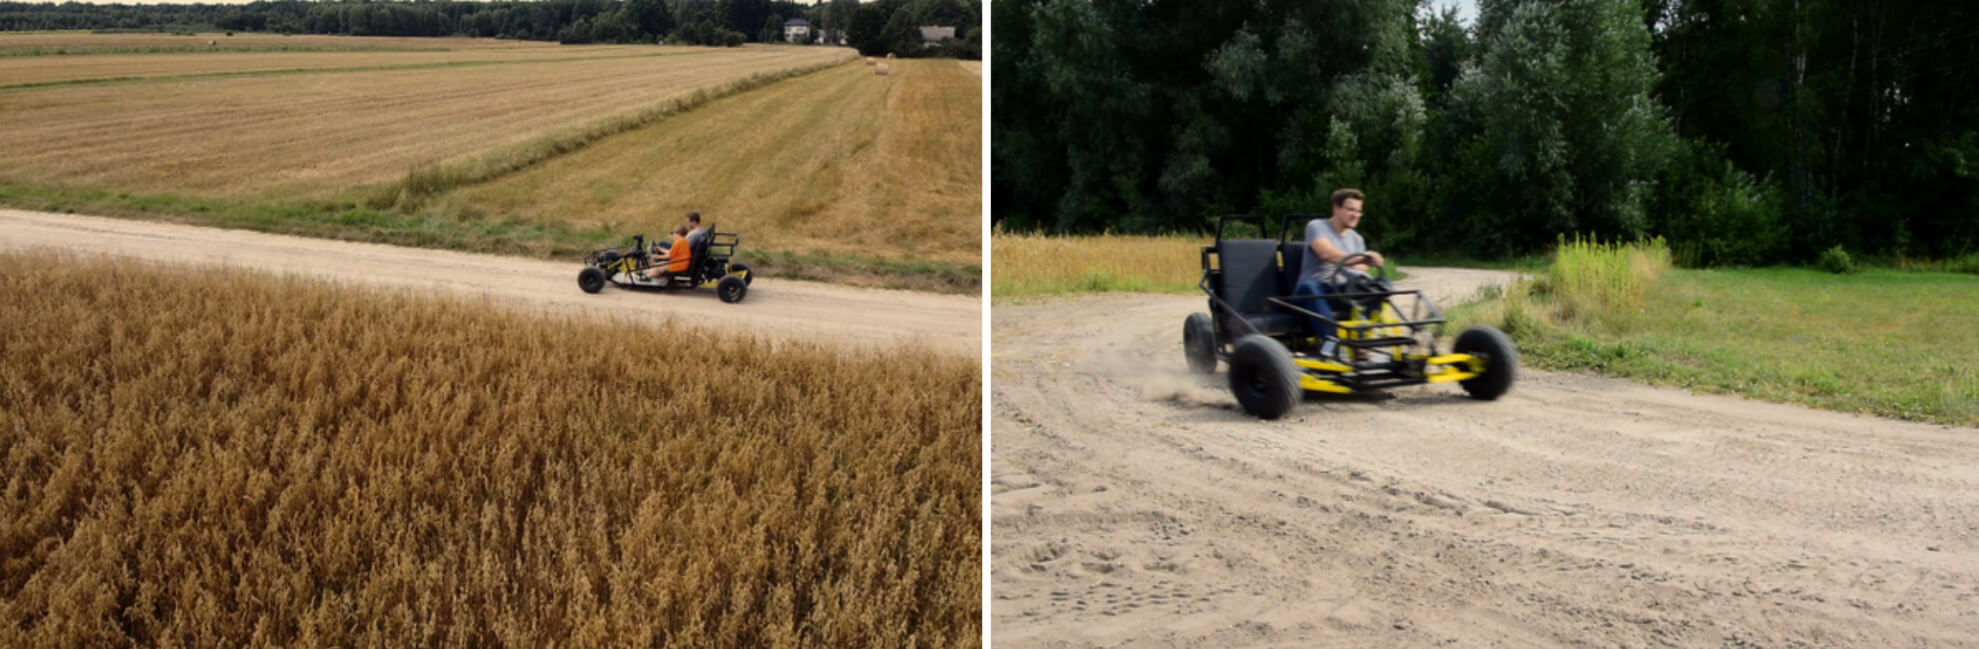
[{"xmin": 1427, "ymin": 0, "xmax": 1481, "ymax": 26}]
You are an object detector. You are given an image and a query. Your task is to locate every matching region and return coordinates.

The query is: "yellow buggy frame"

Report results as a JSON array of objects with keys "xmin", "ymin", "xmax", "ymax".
[{"xmin": 1183, "ymin": 214, "xmax": 1518, "ymax": 419}]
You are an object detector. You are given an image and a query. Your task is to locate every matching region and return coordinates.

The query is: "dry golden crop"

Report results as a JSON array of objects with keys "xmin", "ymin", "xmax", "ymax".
[
  {"xmin": 0, "ymin": 251, "xmax": 980, "ymax": 648},
  {"xmin": 0, "ymin": 44, "xmax": 854, "ymax": 199},
  {"xmin": 436, "ymin": 58, "xmax": 982, "ymax": 265},
  {"xmin": 991, "ymin": 230, "xmax": 1209, "ymax": 298}
]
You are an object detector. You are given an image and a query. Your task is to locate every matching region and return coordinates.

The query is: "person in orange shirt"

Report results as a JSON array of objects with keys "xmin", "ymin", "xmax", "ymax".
[{"xmin": 645, "ymin": 226, "xmax": 692, "ymax": 278}]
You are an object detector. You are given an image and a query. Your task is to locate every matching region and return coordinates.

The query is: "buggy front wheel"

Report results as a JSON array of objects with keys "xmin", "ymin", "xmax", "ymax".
[
  {"xmin": 578, "ymin": 267, "xmax": 607, "ymax": 294},
  {"xmin": 1228, "ymin": 335, "xmax": 1300, "ymax": 420},
  {"xmin": 1454, "ymin": 325, "xmax": 1518, "ymax": 400},
  {"xmin": 717, "ymin": 275, "xmax": 748, "ymax": 303},
  {"xmin": 1183, "ymin": 312, "xmax": 1216, "ymax": 374}
]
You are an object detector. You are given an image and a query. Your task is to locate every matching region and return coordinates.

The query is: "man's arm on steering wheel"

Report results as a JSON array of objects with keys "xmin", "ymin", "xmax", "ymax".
[{"xmin": 1310, "ymin": 237, "xmax": 1383, "ymax": 271}]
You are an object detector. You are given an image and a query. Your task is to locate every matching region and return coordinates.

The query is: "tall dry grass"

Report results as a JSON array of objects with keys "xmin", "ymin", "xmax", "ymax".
[
  {"xmin": 439, "ymin": 58, "xmax": 980, "ymax": 266},
  {"xmin": 1539, "ymin": 235, "xmax": 1672, "ymax": 322},
  {"xmin": 990, "ymin": 230, "xmax": 1208, "ymax": 298},
  {"xmin": 0, "ymin": 252, "xmax": 979, "ymax": 648}
]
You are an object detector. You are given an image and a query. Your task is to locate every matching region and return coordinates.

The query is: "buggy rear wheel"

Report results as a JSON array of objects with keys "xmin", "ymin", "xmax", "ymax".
[
  {"xmin": 1183, "ymin": 312, "xmax": 1216, "ymax": 374},
  {"xmin": 717, "ymin": 275, "xmax": 748, "ymax": 303},
  {"xmin": 578, "ymin": 267, "xmax": 606, "ymax": 294},
  {"xmin": 1228, "ymin": 334, "xmax": 1300, "ymax": 420},
  {"xmin": 729, "ymin": 263, "xmax": 753, "ymax": 286},
  {"xmin": 1454, "ymin": 325, "xmax": 1518, "ymax": 400}
]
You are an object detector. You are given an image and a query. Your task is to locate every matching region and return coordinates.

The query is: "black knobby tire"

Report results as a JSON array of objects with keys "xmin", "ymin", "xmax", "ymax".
[
  {"xmin": 717, "ymin": 275, "xmax": 748, "ymax": 303},
  {"xmin": 1183, "ymin": 312, "xmax": 1217, "ymax": 374},
  {"xmin": 729, "ymin": 263, "xmax": 753, "ymax": 286},
  {"xmin": 1227, "ymin": 334, "xmax": 1301, "ymax": 420},
  {"xmin": 578, "ymin": 267, "xmax": 607, "ymax": 294},
  {"xmin": 1454, "ymin": 325, "xmax": 1519, "ymax": 400}
]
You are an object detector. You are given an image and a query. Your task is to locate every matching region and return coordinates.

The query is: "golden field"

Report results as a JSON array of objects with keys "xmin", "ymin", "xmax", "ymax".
[
  {"xmin": 0, "ymin": 43, "xmax": 685, "ymax": 87},
  {"xmin": 0, "ymin": 252, "xmax": 979, "ymax": 648},
  {"xmin": 437, "ymin": 58, "xmax": 981, "ymax": 265},
  {"xmin": 991, "ymin": 230, "xmax": 1208, "ymax": 298},
  {"xmin": 0, "ymin": 39, "xmax": 853, "ymax": 199},
  {"xmin": 0, "ymin": 31, "xmax": 540, "ymax": 55}
]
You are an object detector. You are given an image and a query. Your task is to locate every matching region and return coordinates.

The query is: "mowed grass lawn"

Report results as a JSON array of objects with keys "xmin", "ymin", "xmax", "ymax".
[
  {"xmin": 439, "ymin": 58, "xmax": 980, "ymax": 266},
  {"xmin": 1457, "ymin": 264, "xmax": 1979, "ymax": 426}
]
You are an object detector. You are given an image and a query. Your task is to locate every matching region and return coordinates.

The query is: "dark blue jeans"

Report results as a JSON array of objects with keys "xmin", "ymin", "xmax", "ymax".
[{"xmin": 1293, "ymin": 278, "xmax": 1336, "ymax": 341}]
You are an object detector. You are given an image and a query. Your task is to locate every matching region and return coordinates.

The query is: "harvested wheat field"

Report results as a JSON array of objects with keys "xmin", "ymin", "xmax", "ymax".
[
  {"xmin": 0, "ymin": 31, "xmax": 550, "ymax": 56},
  {"xmin": 0, "ymin": 251, "xmax": 979, "ymax": 648},
  {"xmin": 435, "ymin": 58, "xmax": 981, "ymax": 265},
  {"xmin": 0, "ymin": 42, "xmax": 853, "ymax": 199},
  {"xmin": 0, "ymin": 43, "xmax": 688, "ymax": 88}
]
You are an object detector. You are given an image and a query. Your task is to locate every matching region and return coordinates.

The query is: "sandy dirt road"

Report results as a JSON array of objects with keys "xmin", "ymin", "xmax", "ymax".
[
  {"xmin": 991, "ymin": 269, "xmax": 1979, "ymax": 648},
  {"xmin": 0, "ymin": 209, "xmax": 978, "ymax": 354}
]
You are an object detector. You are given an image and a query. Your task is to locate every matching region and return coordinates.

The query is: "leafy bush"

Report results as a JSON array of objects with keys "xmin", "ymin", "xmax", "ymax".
[{"xmin": 1819, "ymin": 245, "xmax": 1857, "ymax": 274}]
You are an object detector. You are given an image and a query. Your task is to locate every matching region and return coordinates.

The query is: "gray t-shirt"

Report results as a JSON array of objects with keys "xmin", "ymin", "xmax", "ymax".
[{"xmin": 1300, "ymin": 218, "xmax": 1365, "ymax": 286}]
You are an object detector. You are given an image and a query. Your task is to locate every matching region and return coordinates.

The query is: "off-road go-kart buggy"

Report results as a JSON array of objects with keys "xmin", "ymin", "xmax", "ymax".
[
  {"xmin": 1183, "ymin": 214, "xmax": 1518, "ymax": 419},
  {"xmin": 577, "ymin": 228, "xmax": 753, "ymax": 303}
]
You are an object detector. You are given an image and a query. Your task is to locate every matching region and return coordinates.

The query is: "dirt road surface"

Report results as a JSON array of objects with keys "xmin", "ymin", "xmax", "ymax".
[
  {"xmin": 992, "ymin": 269, "xmax": 1979, "ymax": 648},
  {"xmin": 0, "ymin": 209, "xmax": 978, "ymax": 354}
]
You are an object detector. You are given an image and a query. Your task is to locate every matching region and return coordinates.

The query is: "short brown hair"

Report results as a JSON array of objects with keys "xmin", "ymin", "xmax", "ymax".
[
  {"xmin": 673, "ymin": 225, "xmax": 688, "ymax": 236},
  {"xmin": 1331, "ymin": 188, "xmax": 1364, "ymax": 207},
  {"xmin": 686, "ymin": 211, "xmax": 701, "ymax": 224}
]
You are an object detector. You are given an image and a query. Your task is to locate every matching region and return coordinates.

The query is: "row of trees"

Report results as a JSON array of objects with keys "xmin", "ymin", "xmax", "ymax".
[
  {"xmin": 0, "ymin": 0, "xmax": 980, "ymax": 57},
  {"xmin": 994, "ymin": 0, "xmax": 1979, "ymax": 265}
]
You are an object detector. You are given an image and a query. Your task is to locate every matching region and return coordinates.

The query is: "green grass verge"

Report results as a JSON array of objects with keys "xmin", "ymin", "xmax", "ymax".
[
  {"xmin": 1449, "ymin": 265, "xmax": 1979, "ymax": 427},
  {"xmin": 0, "ymin": 184, "xmax": 977, "ymax": 294}
]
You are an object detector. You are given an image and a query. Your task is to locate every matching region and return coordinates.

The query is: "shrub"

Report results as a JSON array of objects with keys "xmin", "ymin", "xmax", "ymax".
[{"xmin": 1819, "ymin": 245, "xmax": 1857, "ymax": 274}]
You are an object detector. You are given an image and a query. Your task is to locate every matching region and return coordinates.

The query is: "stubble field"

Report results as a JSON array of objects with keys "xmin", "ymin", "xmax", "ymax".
[
  {"xmin": 439, "ymin": 58, "xmax": 982, "ymax": 266},
  {"xmin": 0, "ymin": 32, "xmax": 977, "ymax": 288},
  {"xmin": 0, "ymin": 251, "xmax": 980, "ymax": 647},
  {"xmin": 0, "ymin": 40, "xmax": 851, "ymax": 199}
]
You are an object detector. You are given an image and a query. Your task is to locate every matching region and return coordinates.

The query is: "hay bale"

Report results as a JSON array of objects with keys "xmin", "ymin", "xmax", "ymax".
[
  {"xmin": 875, "ymin": 63, "xmax": 890, "ymax": 76},
  {"xmin": 885, "ymin": 53, "xmax": 895, "ymax": 59}
]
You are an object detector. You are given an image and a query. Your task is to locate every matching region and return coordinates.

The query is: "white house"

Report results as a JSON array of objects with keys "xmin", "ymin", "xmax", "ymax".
[
  {"xmin": 784, "ymin": 18, "xmax": 812, "ymax": 43},
  {"xmin": 918, "ymin": 25, "xmax": 956, "ymax": 49}
]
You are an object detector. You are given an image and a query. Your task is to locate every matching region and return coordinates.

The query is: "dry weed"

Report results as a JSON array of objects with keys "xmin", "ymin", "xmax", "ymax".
[{"xmin": 0, "ymin": 251, "xmax": 979, "ymax": 648}]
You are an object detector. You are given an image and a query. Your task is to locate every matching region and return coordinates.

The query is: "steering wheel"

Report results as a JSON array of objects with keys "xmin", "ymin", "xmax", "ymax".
[{"xmin": 1326, "ymin": 252, "xmax": 1389, "ymax": 287}]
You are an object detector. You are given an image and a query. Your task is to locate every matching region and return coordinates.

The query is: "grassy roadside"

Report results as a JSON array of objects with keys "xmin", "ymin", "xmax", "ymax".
[
  {"xmin": 1448, "ymin": 238, "xmax": 1979, "ymax": 427},
  {"xmin": 991, "ymin": 232, "xmax": 1207, "ymax": 300},
  {"xmin": 0, "ymin": 185, "xmax": 978, "ymax": 293},
  {"xmin": 990, "ymin": 231, "xmax": 1415, "ymax": 301}
]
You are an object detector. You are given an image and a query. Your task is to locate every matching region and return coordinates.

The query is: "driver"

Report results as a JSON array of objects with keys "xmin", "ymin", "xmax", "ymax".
[
  {"xmin": 1295, "ymin": 189, "xmax": 1384, "ymax": 347},
  {"xmin": 645, "ymin": 225, "xmax": 692, "ymax": 278}
]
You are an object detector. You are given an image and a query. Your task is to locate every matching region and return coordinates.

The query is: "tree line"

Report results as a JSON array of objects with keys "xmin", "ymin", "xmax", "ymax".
[
  {"xmin": 0, "ymin": 0, "xmax": 980, "ymax": 58},
  {"xmin": 993, "ymin": 0, "xmax": 1979, "ymax": 265}
]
